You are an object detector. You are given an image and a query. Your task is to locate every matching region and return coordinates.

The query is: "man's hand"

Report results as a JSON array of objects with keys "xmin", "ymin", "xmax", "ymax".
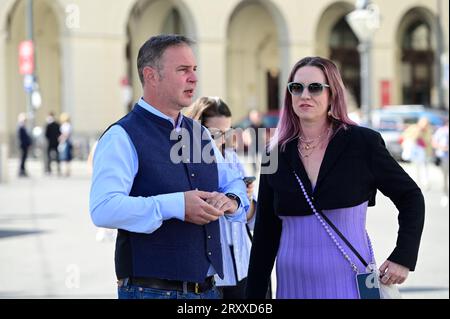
[
  {"xmin": 184, "ymin": 190, "xmax": 224, "ymax": 225},
  {"xmin": 206, "ymin": 192, "xmax": 238, "ymax": 215}
]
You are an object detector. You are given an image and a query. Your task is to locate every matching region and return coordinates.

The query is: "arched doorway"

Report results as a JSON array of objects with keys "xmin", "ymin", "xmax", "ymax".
[
  {"xmin": 5, "ymin": 0, "xmax": 61, "ymax": 152},
  {"xmin": 226, "ymin": 1, "xmax": 281, "ymax": 122},
  {"xmin": 330, "ymin": 18, "xmax": 360, "ymax": 108},
  {"xmin": 398, "ymin": 9, "xmax": 435, "ymax": 106},
  {"xmin": 315, "ymin": 2, "xmax": 359, "ymax": 111},
  {"xmin": 126, "ymin": 0, "xmax": 194, "ymax": 110}
]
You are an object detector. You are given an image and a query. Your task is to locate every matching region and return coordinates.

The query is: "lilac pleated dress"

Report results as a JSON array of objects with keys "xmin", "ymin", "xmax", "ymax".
[{"xmin": 276, "ymin": 201, "xmax": 374, "ymax": 299}]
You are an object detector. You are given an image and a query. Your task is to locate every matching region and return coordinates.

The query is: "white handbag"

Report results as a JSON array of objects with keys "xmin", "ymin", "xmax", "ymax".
[{"xmin": 380, "ymin": 282, "xmax": 402, "ymax": 299}]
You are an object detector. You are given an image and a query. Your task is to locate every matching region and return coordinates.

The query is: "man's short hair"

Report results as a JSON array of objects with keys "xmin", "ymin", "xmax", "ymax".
[{"xmin": 137, "ymin": 34, "xmax": 195, "ymax": 85}]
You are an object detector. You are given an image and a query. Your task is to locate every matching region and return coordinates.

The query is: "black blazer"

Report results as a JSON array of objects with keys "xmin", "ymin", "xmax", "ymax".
[
  {"xmin": 246, "ymin": 125, "xmax": 425, "ymax": 298},
  {"xmin": 18, "ymin": 126, "xmax": 32, "ymax": 150}
]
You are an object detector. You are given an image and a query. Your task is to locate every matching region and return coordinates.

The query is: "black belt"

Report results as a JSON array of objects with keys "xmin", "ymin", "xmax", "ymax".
[{"xmin": 128, "ymin": 276, "xmax": 215, "ymax": 294}]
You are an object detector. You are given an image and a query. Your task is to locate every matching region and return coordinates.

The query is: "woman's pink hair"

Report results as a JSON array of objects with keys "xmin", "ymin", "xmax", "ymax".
[{"xmin": 270, "ymin": 56, "xmax": 357, "ymax": 151}]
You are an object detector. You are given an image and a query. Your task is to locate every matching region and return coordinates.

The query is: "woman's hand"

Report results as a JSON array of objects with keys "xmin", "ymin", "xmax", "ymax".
[
  {"xmin": 379, "ymin": 260, "xmax": 409, "ymax": 285},
  {"xmin": 245, "ymin": 182, "xmax": 256, "ymax": 221},
  {"xmin": 246, "ymin": 182, "xmax": 254, "ymax": 201}
]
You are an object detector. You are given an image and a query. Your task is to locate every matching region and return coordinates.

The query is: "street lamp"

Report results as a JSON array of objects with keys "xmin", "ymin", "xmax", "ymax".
[
  {"xmin": 24, "ymin": 0, "xmax": 39, "ymax": 131},
  {"xmin": 346, "ymin": 0, "xmax": 380, "ymax": 127}
]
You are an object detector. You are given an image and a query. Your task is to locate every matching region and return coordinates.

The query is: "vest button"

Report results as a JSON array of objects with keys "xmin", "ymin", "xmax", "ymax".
[
  {"xmin": 208, "ymin": 252, "xmax": 212, "ymax": 256},
  {"xmin": 207, "ymin": 235, "xmax": 211, "ymax": 239},
  {"xmin": 191, "ymin": 173, "xmax": 195, "ymax": 177}
]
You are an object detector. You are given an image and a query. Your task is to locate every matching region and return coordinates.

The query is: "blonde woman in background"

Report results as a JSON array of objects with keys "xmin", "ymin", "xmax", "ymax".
[
  {"xmin": 401, "ymin": 117, "xmax": 433, "ymax": 189},
  {"xmin": 186, "ymin": 97, "xmax": 262, "ymax": 299},
  {"xmin": 432, "ymin": 119, "xmax": 449, "ymax": 206},
  {"xmin": 59, "ymin": 113, "xmax": 73, "ymax": 177}
]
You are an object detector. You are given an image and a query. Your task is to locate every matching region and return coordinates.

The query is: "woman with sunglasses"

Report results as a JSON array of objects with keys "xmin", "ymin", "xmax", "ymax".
[
  {"xmin": 186, "ymin": 97, "xmax": 261, "ymax": 299},
  {"xmin": 246, "ymin": 56, "xmax": 425, "ymax": 299}
]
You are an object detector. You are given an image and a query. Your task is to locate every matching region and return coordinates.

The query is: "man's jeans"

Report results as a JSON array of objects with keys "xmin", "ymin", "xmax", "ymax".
[{"xmin": 118, "ymin": 282, "xmax": 222, "ymax": 299}]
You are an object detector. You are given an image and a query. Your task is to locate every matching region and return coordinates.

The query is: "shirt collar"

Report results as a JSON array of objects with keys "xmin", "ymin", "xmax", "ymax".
[{"xmin": 138, "ymin": 97, "xmax": 183, "ymax": 130}]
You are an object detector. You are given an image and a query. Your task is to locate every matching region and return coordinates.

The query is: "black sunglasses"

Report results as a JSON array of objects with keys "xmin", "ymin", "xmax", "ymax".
[{"xmin": 287, "ymin": 82, "xmax": 330, "ymax": 96}]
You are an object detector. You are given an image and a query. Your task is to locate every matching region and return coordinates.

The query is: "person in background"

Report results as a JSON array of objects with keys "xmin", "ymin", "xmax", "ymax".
[
  {"xmin": 45, "ymin": 112, "xmax": 61, "ymax": 175},
  {"xmin": 186, "ymin": 96, "xmax": 261, "ymax": 299},
  {"xmin": 432, "ymin": 119, "xmax": 449, "ymax": 206},
  {"xmin": 17, "ymin": 113, "xmax": 32, "ymax": 177},
  {"xmin": 58, "ymin": 113, "xmax": 73, "ymax": 177},
  {"xmin": 401, "ymin": 117, "xmax": 433, "ymax": 189}
]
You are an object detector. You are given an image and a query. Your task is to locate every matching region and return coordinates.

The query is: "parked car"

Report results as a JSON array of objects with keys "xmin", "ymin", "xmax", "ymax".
[{"xmin": 370, "ymin": 105, "xmax": 448, "ymax": 161}]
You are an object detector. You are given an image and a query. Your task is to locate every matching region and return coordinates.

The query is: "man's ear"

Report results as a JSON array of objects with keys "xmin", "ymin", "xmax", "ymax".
[{"xmin": 143, "ymin": 66, "xmax": 158, "ymax": 86}]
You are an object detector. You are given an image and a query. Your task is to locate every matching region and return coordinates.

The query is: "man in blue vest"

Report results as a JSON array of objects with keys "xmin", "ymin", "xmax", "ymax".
[{"xmin": 89, "ymin": 34, "xmax": 249, "ymax": 299}]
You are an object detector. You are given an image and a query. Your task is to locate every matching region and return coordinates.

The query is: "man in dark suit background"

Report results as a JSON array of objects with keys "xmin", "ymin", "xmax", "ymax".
[
  {"xmin": 17, "ymin": 113, "xmax": 32, "ymax": 177},
  {"xmin": 45, "ymin": 112, "xmax": 61, "ymax": 175}
]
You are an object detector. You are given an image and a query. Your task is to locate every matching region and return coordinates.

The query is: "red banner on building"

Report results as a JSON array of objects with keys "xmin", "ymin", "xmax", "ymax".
[
  {"xmin": 19, "ymin": 40, "xmax": 34, "ymax": 75},
  {"xmin": 380, "ymin": 80, "xmax": 391, "ymax": 107}
]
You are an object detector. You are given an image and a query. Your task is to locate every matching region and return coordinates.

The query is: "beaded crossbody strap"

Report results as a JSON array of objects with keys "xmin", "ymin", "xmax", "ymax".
[{"xmin": 293, "ymin": 171, "xmax": 376, "ymax": 274}]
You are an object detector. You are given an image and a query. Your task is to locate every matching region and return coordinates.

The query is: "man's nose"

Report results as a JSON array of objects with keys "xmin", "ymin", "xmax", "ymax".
[{"xmin": 188, "ymin": 71, "xmax": 197, "ymax": 83}]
